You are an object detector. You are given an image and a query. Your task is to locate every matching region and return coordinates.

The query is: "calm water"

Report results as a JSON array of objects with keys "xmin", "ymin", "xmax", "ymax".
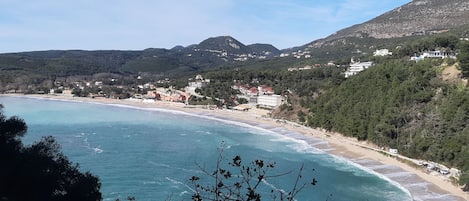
[{"xmin": 0, "ymin": 96, "xmax": 412, "ymax": 201}]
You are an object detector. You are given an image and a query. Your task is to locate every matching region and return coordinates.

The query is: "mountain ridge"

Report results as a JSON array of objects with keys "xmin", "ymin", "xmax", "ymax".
[
  {"xmin": 304, "ymin": 0, "xmax": 469, "ymax": 49},
  {"xmin": 3, "ymin": 0, "xmax": 469, "ymax": 76}
]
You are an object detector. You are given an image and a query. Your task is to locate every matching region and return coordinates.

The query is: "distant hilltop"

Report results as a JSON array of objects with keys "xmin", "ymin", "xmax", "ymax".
[{"xmin": 175, "ymin": 36, "xmax": 281, "ymax": 62}]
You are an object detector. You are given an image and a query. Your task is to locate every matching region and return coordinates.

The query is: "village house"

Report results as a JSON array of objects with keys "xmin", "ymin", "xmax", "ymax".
[
  {"xmin": 288, "ymin": 65, "xmax": 313, "ymax": 71},
  {"xmin": 230, "ymin": 78, "xmax": 289, "ymax": 109},
  {"xmin": 344, "ymin": 58, "xmax": 374, "ymax": 78},
  {"xmin": 233, "ymin": 83, "xmax": 285, "ymax": 108},
  {"xmin": 411, "ymin": 50, "xmax": 456, "ymax": 61},
  {"xmin": 146, "ymin": 88, "xmax": 188, "ymax": 103},
  {"xmin": 327, "ymin": 61, "xmax": 336, "ymax": 67},
  {"xmin": 258, "ymin": 85, "xmax": 274, "ymax": 95},
  {"xmin": 248, "ymin": 87, "xmax": 259, "ymax": 96},
  {"xmin": 299, "ymin": 65, "xmax": 312, "ymax": 70},
  {"xmin": 186, "ymin": 74, "xmax": 210, "ymax": 93},
  {"xmin": 373, "ymin": 49, "xmax": 393, "ymax": 57},
  {"xmin": 232, "ymin": 84, "xmax": 259, "ymax": 96}
]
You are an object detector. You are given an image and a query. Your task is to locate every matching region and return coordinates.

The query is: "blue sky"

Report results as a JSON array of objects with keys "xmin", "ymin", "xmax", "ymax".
[{"xmin": 0, "ymin": 0, "xmax": 411, "ymax": 53}]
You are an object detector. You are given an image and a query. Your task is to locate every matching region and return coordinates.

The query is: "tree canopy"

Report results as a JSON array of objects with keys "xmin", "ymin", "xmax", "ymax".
[
  {"xmin": 457, "ymin": 40, "xmax": 469, "ymax": 77},
  {"xmin": 307, "ymin": 59, "xmax": 469, "ymax": 189}
]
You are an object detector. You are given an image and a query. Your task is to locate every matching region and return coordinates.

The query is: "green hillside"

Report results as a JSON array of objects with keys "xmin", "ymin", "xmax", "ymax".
[{"xmin": 306, "ymin": 58, "xmax": 469, "ymax": 188}]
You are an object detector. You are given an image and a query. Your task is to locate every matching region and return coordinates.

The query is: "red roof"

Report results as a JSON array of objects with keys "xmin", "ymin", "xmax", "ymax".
[{"xmin": 249, "ymin": 87, "xmax": 258, "ymax": 93}]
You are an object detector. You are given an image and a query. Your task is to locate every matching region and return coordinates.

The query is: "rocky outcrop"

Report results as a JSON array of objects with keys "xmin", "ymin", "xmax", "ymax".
[{"xmin": 314, "ymin": 0, "xmax": 469, "ymax": 45}]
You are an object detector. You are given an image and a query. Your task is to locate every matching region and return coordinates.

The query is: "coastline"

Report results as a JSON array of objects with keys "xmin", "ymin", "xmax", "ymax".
[{"xmin": 1, "ymin": 94, "xmax": 468, "ymax": 201}]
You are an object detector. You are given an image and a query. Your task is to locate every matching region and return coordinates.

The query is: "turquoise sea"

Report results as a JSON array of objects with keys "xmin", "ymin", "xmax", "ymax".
[{"xmin": 0, "ymin": 96, "xmax": 413, "ymax": 201}]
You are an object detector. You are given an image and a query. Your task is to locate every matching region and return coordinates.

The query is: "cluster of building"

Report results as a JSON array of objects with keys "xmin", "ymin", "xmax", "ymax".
[
  {"xmin": 190, "ymin": 47, "xmax": 273, "ymax": 62},
  {"xmin": 343, "ymin": 48, "xmax": 399, "ymax": 77},
  {"xmin": 280, "ymin": 50, "xmax": 312, "ymax": 59},
  {"xmin": 373, "ymin": 49, "xmax": 393, "ymax": 57},
  {"xmin": 410, "ymin": 50, "xmax": 457, "ymax": 61},
  {"xmin": 344, "ymin": 58, "xmax": 375, "ymax": 78},
  {"xmin": 344, "ymin": 48, "xmax": 458, "ymax": 78},
  {"xmin": 287, "ymin": 62, "xmax": 337, "ymax": 72},
  {"xmin": 186, "ymin": 75, "xmax": 211, "ymax": 94},
  {"xmin": 131, "ymin": 74, "xmax": 286, "ymax": 111},
  {"xmin": 287, "ymin": 65, "xmax": 313, "ymax": 71},
  {"xmin": 232, "ymin": 84, "xmax": 285, "ymax": 110},
  {"xmin": 144, "ymin": 88, "xmax": 189, "ymax": 103}
]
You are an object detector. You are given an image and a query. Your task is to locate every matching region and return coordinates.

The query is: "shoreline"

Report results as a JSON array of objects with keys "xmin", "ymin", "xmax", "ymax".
[{"xmin": 1, "ymin": 94, "xmax": 468, "ymax": 200}]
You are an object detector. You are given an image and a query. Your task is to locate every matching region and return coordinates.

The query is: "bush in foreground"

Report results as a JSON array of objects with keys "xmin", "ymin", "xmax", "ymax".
[{"xmin": 0, "ymin": 104, "xmax": 102, "ymax": 201}]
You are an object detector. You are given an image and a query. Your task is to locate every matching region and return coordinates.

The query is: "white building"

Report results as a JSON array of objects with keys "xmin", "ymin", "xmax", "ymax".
[
  {"xmin": 411, "ymin": 50, "xmax": 456, "ymax": 61},
  {"xmin": 187, "ymin": 74, "xmax": 211, "ymax": 93},
  {"xmin": 257, "ymin": 95, "xmax": 285, "ymax": 108},
  {"xmin": 344, "ymin": 61, "xmax": 374, "ymax": 78},
  {"xmin": 373, "ymin": 49, "xmax": 392, "ymax": 57}
]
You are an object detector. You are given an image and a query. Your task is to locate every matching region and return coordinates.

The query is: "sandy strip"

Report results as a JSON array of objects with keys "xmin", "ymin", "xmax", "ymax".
[{"xmin": 2, "ymin": 94, "xmax": 468, "ymax": 201}]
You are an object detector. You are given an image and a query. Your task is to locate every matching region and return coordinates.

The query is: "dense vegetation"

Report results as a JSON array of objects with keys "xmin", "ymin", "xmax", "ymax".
[
  {"xmin": 197, "ymin": 67, "xmax": 344, "ymax": 107},
  {"xmin": 395, "ymin": 33, "xmax": 460, "ymax": 57},
  {"xmin": 0, "ymin": 105, "xmax": 102, "ymax": 201},
  {"xmin": 457, "ymin": 41, "xmax": 469, "ymax": 77},
  {"xmin": 306, "ymin": 59, "xmax": 469, "ymax": 189}
]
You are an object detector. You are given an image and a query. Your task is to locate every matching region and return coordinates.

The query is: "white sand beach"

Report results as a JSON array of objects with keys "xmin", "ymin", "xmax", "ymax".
[{"xmin": 3, "ymin": 94, "xmax": 468, "ymax": 201}]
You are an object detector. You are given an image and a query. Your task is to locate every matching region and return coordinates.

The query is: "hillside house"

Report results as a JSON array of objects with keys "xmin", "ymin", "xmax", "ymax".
[
  {"xmin": 187, "ymin": 74, "xmax": 210, "ymax": 93},
  {"xmin": 258, "ymin": 85, "xmax": 274, "ymax": 95},
  {"xmin": 232, "ymin": 84, "xmax": 259, "ymax": 96},
  {"xmin": 373, "ymin": 49, "xmax": 393, "ymax": 56},
  {"xmin": 327, "ymin": 61, "xmax": 336, "ymax": 67},
  {"xmin": 344, "ymin": 60, "xmax": 374, "ymax": 78},
  {"xmin": 411, "ymin": 50, "xmax": 456, "ymax": 61}
]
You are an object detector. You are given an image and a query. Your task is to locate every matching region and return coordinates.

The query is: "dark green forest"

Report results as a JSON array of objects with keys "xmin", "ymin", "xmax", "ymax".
[{"xmin": 307, "ymin": 58, "xmax": 469, "ymax": 188}]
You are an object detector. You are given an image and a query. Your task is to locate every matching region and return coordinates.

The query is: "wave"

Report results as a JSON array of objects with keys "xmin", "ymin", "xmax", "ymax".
[
  {"xmin": 88, "ymin": 99, "xmax": 413, "ymax": 199},
  {"xmin": 165, "ymin": 177, "xmax": 195, "ymax": 193},
  {"xmin": 403, "ymin": 182, "xmax": 429, "ymax": 188},
  {"xmin": 10, "ymin": 96, "xmax": 415, "ymax": 200},
  {"xmin": 77, "ymin": 134, "xmax": 104, "ymax": 154},
  {"xmin": 142, "ymin": 181, "xmax": 157, "ymax": 185},
  {"xmin": 13, "ymin": 96, "xmax": 329, "ymax": 155},
  {"xmin": 383, "ymin": 171, "xmax": 414, "ymax": 179},
  {"xmin": 147, "ymin": 160, "xmax": 201, "ymax": 174},
  {"xmin": 366, "ymin": 164, "xmax": 394, "ymax": 170},
  {"xmin": 261, "ymin": 180, "xmax": 296, "ymax": 201},
  {"xmin": 416, "ymin": 193, "xmax": 462, "ymax": 201},
  {"xmin": 316, "ymin": 154, "xmax": 413, "ymax": 200},
  {"xmin": 92, "ymin": 146, "xmax": 104, "ymax": 154}
]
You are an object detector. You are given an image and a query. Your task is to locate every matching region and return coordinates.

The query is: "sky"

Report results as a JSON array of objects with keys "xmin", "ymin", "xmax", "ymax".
[{"xmin": 0, "ymin": 0, "xmax": 411, "ymax": 53}]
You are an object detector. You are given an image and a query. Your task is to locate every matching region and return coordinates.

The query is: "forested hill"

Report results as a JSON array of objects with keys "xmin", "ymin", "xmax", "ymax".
[
  {"xmin": 0, "ymin": 36, "xmax": 281, "ymax": 78},
  {"xmin": 306, "ymin": 58, "xmax": 469, "ymax": 188}
]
